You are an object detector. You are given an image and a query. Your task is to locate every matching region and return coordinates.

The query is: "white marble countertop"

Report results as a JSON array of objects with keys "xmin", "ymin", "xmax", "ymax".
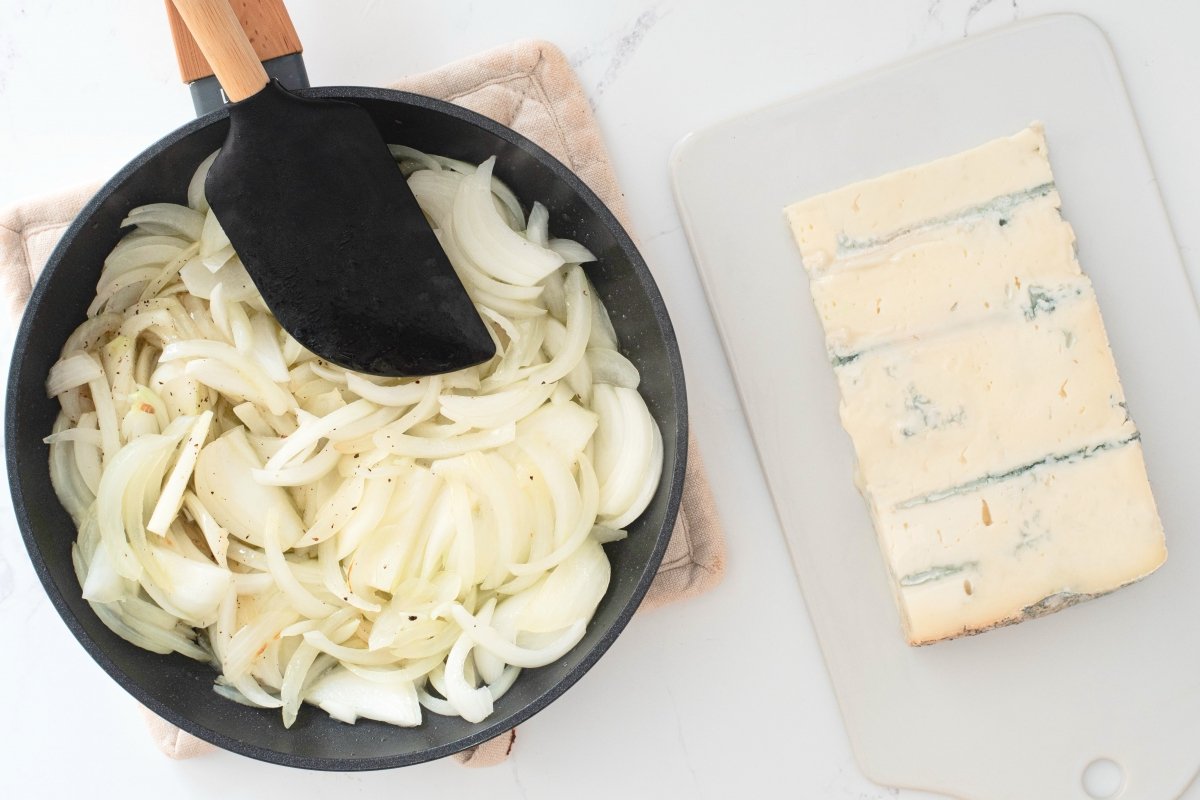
[{"xmin": 1, "ymin": 1, "xmax": 1197, "ymax": 798}]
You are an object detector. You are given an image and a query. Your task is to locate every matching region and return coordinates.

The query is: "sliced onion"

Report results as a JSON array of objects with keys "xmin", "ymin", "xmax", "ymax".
[
  {"xmin": 47, "ymin": 351, "xmax": 103, "ymax": 397},
  {"xmin": 140, "ymin": 546, "xmax": 230, "ymax": 628},
  {"xmin": 265, "ymin": 399, "xmax": 375, "ymax": 471},
  {"xmin": 199, "ymin": 210, "xmax": 233, "ymax": 271},
  {"xmin": 264, "ymin": 505, "xmax": 336, "ymax": 620},
  {"xmin": 517, "ymin": 401, "xmax": 597, "ymax": 458},
  {"xmin": 122, "ymin": 203, "xmax": 204, "ymax": 241},
  {"xmin": 224, "ymin": 599, "xmax": 300, "ymax": 681},
  {"xmin": 252, "ymin": 442, "xmax": 340, "ymax": 487},
  {"xmin": 344, "ymin": 373, "xmax": 426, "ymax": 407},
  {"xmin": 342, "ymin": 655, "xmax": 441, "ymax": 685},
  {"xmin": 81, "ymin": 539, "xmax": 134, "ymax": 604},
  {"xmin": 437, "ymin": 217, "xmax": 545, "ymax": 301},
  {"xmin": 447, "ymin": 603, "xmax": 586, "ymax": 668},
  {"xmin": 530, "ymin": 265, "xmax": 591, "ymax": 385},
  {"xmin": 587, "ymin": 347, "xmax": 640, "ymax": 389},
  {"xmin": 548, "ymin": 238, "xmax": 596, "ymax": 264},
  {"xmin": 335, "ymin": 476, "xmax": 395, "ymax": 559},
  {"xmin": 591, "ymin": 525, "xmax": 627, "ymax": 544},
  {"xmin": 180, "ymin": 254, "xmax": 258, "ymax": 302},
  {"xmin": 194, "ymin": 427, "xmax": 305, "ymax": 549},
  {"xmin": 308, "ymin": 667, "xmax": 422, "ymax": 726},
  {"xmin": 452, "ymin": 156, "xmax": 563, "ymax": 286},
  {"xmin": 443, "ymin": 628, "xmax": 493, "ymax": 723},
  {"xmin": 89, "ymin": 267, "xmax": 159, "ymax": 317},
  {"xmin": 389, "ymin": 144, "xmax": 441, "ymax": 173},
  {"xmin": 377, "ymin": 423, "xmax": 516, "ymax": 459},
  {"xmin": 439, "ymin": 381, "xmax": 553, "ymax": 429},
  {"xmin": 182, "ymin": 491, "xmax": 229, "ymax": 568},
  {"xmin": 592, "ymin": 385, "xmax": 662, "ymax": 527},
  {"xmin": 525, "ymin": 202, "xmax": 549, "ymax": 247},
  {"xmin": 101, "ymin": 236, "xmax": 191, "ymax": 283},
  {"xmin": 516, "ymin": 538, "xmax": 609, "ymax": 633},
  {"xmin": 147, "ymin": 410, "xmax": 213, "ymax": 535},
  {"xmin": 302, "ymin": 631, "xmax": 398, "ymax": 666},
  {"xmin": 408, "ymin": 169, "xmax": 461, "ymax": 225},
  {"xmin": 432, "ymin": 154, "xmax": 526, "ymax": 228},
  {"xmin": 71, "ymin": 413, "xmax": 103, "ymax": 495},
  {"xmin": 509, "ymin": 445, "xmax": 598, "ymax": 576},
  {"xmin": 161, "ymin": 340, "xmax": 294, "ymax": 416},
  {"xmin": 248, "ymin": 312, "xmax": 289, "ymax": 383},
  {"xmin": 187, "ymin": 150, "xmax": 219, "ymax": 212},
  {"xmin": 139, "ymin": 242, "xmax": 201, "ymax": 302},
  {"xmin": 95, "ymin": 430, "xmax": 178, "ymax": 580},
  {"xmin": 227, "ymin": 674, "xmax": 284, "ymax": 709}
]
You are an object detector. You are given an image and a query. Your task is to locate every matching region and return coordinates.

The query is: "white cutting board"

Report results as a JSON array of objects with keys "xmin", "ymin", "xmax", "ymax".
[{"xmin": 671, "ymin": 15, "xmax": 1200, "ymax": 800}]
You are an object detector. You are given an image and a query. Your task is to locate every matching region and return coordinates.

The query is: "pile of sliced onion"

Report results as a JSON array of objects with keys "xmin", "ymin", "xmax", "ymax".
[{"xmin": 46, "ymin": 146, "xmax": 663, "ymax": 728}]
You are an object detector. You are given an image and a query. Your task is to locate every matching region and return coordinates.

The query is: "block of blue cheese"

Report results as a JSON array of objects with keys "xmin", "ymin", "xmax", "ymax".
[{"xmin": 785, "ymin": 124, "xmax": 1166, "ymax": 645}]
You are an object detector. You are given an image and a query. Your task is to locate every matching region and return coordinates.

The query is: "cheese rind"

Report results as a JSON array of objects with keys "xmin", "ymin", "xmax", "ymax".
[{"xmin": 786, "ymin": 124, "xmax": 1166, "ymax": 645}]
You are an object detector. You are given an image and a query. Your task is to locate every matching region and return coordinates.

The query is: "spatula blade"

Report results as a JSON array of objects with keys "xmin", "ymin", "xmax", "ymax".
[{"xmin": 205, "ymin": 80, "xmax": 495, "ymax": 377}]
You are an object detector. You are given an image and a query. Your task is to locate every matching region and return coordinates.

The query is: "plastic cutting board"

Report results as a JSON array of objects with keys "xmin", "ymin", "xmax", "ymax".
[{"xmin": 671, "ymin": 14, "xmax": 1200, "ymax": 800}]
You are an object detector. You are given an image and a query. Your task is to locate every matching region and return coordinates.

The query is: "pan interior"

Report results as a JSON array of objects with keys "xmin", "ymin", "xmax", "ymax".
[{"xmin": 6, "ymin": 87, "xmax": 686, "ymax": 770}]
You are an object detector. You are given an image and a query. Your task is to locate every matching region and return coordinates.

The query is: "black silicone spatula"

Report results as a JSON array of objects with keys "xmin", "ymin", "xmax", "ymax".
[{"xmin": 170, "ymin": 0, "xmax": 495, "ymax": 377}]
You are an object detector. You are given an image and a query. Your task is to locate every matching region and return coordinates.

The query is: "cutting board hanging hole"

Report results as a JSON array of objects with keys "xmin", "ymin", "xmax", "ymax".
[{"xmin": 1082, "ymin": 757, "xmax": 1125, "ymax": 799}]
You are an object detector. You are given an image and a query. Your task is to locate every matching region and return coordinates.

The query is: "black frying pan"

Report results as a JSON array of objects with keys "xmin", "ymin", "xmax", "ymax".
[{"xmin": 5, "ymin": 42, "xmax": 686, "ymax": 774}]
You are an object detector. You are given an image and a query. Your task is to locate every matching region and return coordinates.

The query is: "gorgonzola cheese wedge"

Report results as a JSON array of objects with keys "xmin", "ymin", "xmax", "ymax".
[{"xmin": 785, "ymin": 124, "xmax": 1166, "ymax": 645}]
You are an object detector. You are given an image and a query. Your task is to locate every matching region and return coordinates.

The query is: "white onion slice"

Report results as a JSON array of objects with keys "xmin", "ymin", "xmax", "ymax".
[
  {"xmin": 587, "ymin": 347, "xmax": 640, "ymax": 389},
  {"xmin": 389, "ymin": 144, "xmax": 441, "ymax": 173},
  {"xmin": 408, "ymin": 169, "xmax": 460, "ymax": 225},
  {"xmin": 187, "ymin": 150, "xmax": 219, "ymax": 212},
  {"xmin": 525, "ymin": 202, "xmax": 549, "ymax": 247},
  {"xmin": 252, "ymin": 442, "xmax": 340, "ymax": 487},
  {"xmin": 548, "ymin": 238, "xmax": 596, "ymax": 264},
  {"xmin": 102, "ymin": 236, "xmax": 190, "ymax": 283},
  {"xmin": 439, "ymin": 382, "xmax": 553, "ymax": 430},
  {"xmin": 161, "ymin": 340, "xmax": 294, "ymax": 416},
  {"xmin": 122, "ymin": 203, "xmax": 204, "ymax": 241},
  {"xmin": 377, "ymin": 423, "xmax": 516, "ymax": 459},
  {"xmin": 265, "ymin": 399, "xmax": 375, "ymax": 471},
  {"xmin": 530, "ymin": 265, "xmax": 591, "ymax": 385},
  {"xmin": 264, "ymin": 506, "xmax": 336, "ymax": 620},
  {"xmin": 199, "ymin": 210, "xmax": 233, "ymax": 271},
  {"xmin": 448, "ymin": 604, "xmax": 586, "ymax": 669},
  {"xmin": 344, "ymin": 373, "xmax": 426, "ymax": 407},
  {"xmin": 47, "ymin": 351, "xmax": 103, "ymax": 397},
  {"xmin": 452, "ymin": 157, "xmax": 563, "ymax": 286},
  {"xmin": 443, "ymin": 628, "xmax": 493, "ymax": 723},
  {"xmin": 306, "ymin": 666, "xmax": 423, "ymax": 727},
  {"xmin": 517, "ymin": 538, "xmax": 609, "ymax": 633},
  {"xmin": 147, "ymin": 410, "xmax": 213, "ymax": 535},
  {"xmin": 194, "ymin": 428, "xmax": 305, "ymax": 549}
]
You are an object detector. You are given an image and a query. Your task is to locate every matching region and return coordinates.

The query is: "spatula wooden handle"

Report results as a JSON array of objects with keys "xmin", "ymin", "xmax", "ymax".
[
  {"xmin": 170, "ymin": 0, "xmax": 269, "ymax": 101},
  {"xmin": 166, "ymin": 0, "xmax": 302, "ymax": 85}
]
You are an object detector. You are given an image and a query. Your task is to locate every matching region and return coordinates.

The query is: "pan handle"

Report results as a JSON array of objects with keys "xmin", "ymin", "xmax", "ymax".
[
  {"xmin": 165, "ymin": 0, "xmax": 308, "ymax": 116},
  {"xmin": 170, "ymin": 0, "xmax": 270, "ymax": 102}
]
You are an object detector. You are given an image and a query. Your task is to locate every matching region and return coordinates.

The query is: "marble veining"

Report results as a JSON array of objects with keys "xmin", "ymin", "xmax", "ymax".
[
  {"xmin": 924, "ymin": 0, "xmax": 1022, "ymax": 37},
  {"xmin": 571, "ymin": 4, "xmax": 669, "ymax": 103}
]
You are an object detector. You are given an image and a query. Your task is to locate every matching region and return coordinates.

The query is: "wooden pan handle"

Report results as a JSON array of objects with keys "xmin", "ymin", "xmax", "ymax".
[
  {"xmin": 166, "ymin": 0, "xmax": 302, "ymax": 86},
  {"xmin": 169, "ymin": 0, "xmax": 274, "ymax": 100}
]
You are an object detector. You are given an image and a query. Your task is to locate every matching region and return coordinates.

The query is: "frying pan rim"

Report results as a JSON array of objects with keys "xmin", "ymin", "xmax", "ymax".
[{"xmin": 6, "ymin": 85, "xmax": 687, "ymax": 770}]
